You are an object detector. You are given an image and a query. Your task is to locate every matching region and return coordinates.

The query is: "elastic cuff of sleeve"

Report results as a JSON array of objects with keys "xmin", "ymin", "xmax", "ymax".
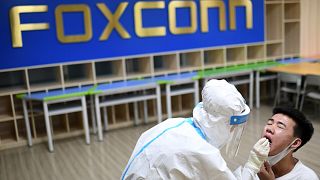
[{"xmin": 245, "ymin": 162, "xmax": 260, "ymax": 173}]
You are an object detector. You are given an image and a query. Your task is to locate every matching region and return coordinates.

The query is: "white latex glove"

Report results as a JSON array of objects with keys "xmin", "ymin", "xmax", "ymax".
[{"xmin": 245, "ymin": 137, "xmax": 270, "ymax": 173}]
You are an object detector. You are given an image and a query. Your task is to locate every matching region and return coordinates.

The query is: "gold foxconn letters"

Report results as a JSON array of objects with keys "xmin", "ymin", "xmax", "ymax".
[
  {"xmin": 10, "ymin": 5, "xmax": 50, "ymax": 47},
  {"xmin": 169, "ymin": 1, "xmax": 197, "ymax": 35},
  {"xmin": 200, "ymin": 0, "xmax": 226, "ymax": 32},
  {"xmin": 9, "ymin": 0, "xmax": 252, "ymax": 48},
  {"xmin": 55, "ymin": 4, "xmax": 92, "ymax": 43},
  {"xmin": 97, "ymin": 3, "xmax": 131, "ymax": 40},
  {"xmin": 134, "ymin": 1, "xmax": 165, "ymax": 37},
  {"xmin": 229, "ymin": 0, "xmax": 252, "ymax": 30}
]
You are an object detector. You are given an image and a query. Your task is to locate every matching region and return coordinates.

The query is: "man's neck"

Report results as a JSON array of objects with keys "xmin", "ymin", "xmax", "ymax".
[{"xmin": 272, "ymin": 153, "xmax": 298, "ymax": 178}]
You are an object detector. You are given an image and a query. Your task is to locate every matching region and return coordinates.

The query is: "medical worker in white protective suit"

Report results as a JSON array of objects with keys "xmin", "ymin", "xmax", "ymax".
[{"xmin": 121, "ymin": 79, "xmax": 270, "ymax": 179}]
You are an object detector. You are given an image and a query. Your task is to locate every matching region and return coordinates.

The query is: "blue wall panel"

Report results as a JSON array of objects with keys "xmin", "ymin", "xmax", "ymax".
[{"xmin": 0, "ymin": 0, "xmax": 264, "ymax": 70}]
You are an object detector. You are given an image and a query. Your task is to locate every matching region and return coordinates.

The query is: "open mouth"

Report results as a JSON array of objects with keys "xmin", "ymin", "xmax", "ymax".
[{"xmin": 264, "ymin": 136, "xmax": 272, "ymax": 146}]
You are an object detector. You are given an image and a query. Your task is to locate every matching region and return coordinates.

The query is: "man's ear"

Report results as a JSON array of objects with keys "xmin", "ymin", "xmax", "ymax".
[{"xmin": 291, "ymin": 138, "xmax": 302, "ymax": 149}]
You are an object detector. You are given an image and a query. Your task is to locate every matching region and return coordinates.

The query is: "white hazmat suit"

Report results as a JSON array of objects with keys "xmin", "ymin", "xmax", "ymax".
[{"xmin": 121, "ymin": 79, "xmax": 270, "ymax": 179}]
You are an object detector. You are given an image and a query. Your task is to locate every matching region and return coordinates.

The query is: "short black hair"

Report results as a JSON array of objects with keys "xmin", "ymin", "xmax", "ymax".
[{"xmin": 273, "ymin": 106, "xmax": 314, "ymax": 152}]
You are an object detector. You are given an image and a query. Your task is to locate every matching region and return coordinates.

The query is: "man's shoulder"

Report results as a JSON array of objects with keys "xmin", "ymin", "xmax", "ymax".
[
  {"xmin": 296, "ymin": 161, "xmax": 319, "ymax": 179},
  {"xmin": 278, "ymin": 160, "xmax": 319, "ymax": 180}
]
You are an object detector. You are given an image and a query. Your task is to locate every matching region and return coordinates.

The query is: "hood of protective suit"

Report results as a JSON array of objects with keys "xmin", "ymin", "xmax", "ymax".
[{"xmin": 193, "ymin": 79, "xmax": 248, "ymax": 149}]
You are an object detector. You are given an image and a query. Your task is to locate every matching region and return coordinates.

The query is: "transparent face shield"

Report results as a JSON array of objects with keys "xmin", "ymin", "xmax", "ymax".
[{"xmin": 225, "ymin": 105, "xmax": 250, "ymax": 159}]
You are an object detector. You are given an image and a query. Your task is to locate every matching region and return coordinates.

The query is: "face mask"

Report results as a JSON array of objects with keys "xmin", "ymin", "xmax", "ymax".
[{"xmin": 268, "ymin": 139, "xmax": 297, "ymax": 166}]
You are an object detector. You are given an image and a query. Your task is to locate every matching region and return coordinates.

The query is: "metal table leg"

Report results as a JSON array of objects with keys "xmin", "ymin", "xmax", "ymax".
[
  {"xmin": 143, "ymin": 100, "xmax": 148, "ymax": 124},
  {"xmin": 156, "ymin": 85, "xmax": 162, "ymax": 123},
  {"xmin": 256, "ymin": 71, "xmax": 261, "ymax": 108},
  {"xmin": 22, "ymin": 99, "xmax": 32, "ymax": 146},
  {"xmin": 249, "ymin": 71, "xmax": 254, "ymax": 108},
  {"xmin": 94, "ymin": 95, "xmax": 103, "ymax": 141},
  {"xmin": 90, "ymin": 96, "xmax": 97, "ymax": 134},
  {"xmin": 81, "ymin": 96, "xmax": 90, "ymax": 144},
  {"xmin": 133, "ymin": 102, "xmax": 139, "ymax": 125},
  {"xmin": 43, "ymin": 102, "xmax": 54, "ymax": 152},
  {"xmin": 194, "ymin": 80, "xmax": 199, "ymax": 105},
  {"xmin": 166, "ymin": 84, "xmax": 172, "ymax": 119}
]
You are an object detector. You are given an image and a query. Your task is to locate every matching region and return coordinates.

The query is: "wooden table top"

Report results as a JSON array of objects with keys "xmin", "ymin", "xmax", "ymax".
[{"xmin": 267, "ymin": 62, "xmax": 320, "ymax": 76}]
